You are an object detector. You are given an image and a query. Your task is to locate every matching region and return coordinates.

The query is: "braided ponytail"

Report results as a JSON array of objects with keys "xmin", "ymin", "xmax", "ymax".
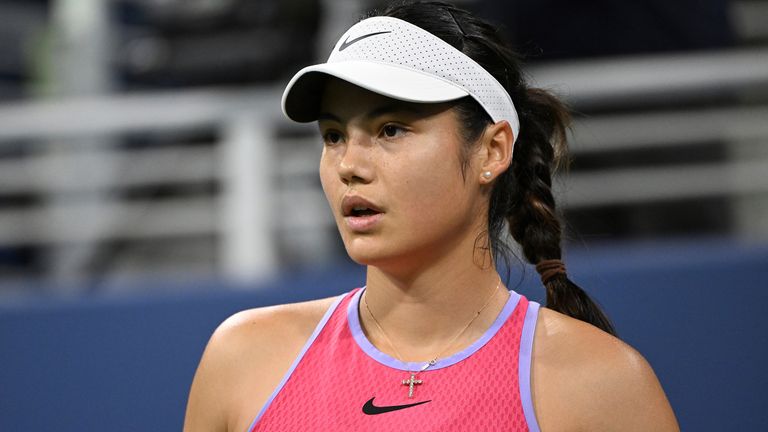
[
  {"xmin": 380, "ymin": 1, "xmax": 616, "ymax": 336},
  {"xmin": 507, "ymin": 89, "xmax": 617, "ymax": 335}
]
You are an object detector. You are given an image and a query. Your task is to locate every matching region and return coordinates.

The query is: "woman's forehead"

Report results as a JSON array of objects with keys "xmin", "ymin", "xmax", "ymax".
[{"xmin": 318, "ymin": 78, "xmax": 454, "ymax": 123}]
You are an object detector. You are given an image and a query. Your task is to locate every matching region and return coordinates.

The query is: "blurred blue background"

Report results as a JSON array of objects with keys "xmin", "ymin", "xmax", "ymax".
[{"xmin": 1, "ymin": 0, "xmax": 767, "ymax": 430}]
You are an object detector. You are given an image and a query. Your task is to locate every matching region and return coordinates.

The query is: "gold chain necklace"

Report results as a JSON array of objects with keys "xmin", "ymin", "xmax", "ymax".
[{"xmin": 362, "ymin": 278, "xmax": 501, "ymax": 398}]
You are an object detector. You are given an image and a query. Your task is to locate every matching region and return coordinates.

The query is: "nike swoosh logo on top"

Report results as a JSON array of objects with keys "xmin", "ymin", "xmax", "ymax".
[
  {"xmin": 362, "ymin": 397, "xmax": 431, "ymax": 415},
  {"xmin": 338, "ymin": 31, "xmax": 392, "ymax": 51}
]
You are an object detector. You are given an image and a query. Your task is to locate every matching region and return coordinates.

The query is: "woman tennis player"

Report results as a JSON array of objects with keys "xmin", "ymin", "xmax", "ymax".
[{"xmin": 184, "ymin": 1, "xmax": 679, "ymax": 430}]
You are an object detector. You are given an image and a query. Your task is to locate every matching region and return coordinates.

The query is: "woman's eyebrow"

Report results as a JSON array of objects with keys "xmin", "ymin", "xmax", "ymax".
[
  {"xmin": 365, "ymin": 104, "xmax": 424, "ymax": 120},
  {"xmin": 318, "ymin": 104, "xmax": 425, "ymax": 124},
  {"xmin": 317, "ymin": 112, "xmax": 341, "ymax": 123}
]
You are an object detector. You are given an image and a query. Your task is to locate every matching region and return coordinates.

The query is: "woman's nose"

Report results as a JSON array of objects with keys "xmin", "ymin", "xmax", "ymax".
[{"xmin": 338, "ymin": 133, "xmax": 373, "ymax": 185}]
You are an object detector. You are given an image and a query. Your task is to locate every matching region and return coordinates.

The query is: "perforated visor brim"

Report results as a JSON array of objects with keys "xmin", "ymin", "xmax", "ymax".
[{"xmin": 281, "ymin": 61, "xmax": 470, "ymax": 123}]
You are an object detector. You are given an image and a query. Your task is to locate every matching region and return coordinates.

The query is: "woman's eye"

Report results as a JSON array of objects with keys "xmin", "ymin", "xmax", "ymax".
[
  {"xmin": 382, "ymin": 124, "xmax": 404, "ymax": 138},
  {"xmin": 323, "ymin": 131, "xmax": 342, "ymax": 144}
]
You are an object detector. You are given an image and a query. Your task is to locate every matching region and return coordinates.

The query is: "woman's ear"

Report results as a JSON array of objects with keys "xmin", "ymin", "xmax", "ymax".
[{"xmin": 477, "ymin": 120, "xmax": 514, "ymax": 184}]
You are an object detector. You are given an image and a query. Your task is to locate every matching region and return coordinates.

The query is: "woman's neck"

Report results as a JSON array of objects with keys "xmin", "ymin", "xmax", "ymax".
[{"xmin": 361, "ymin": 248, "xmax": 510, "ymax": 362}]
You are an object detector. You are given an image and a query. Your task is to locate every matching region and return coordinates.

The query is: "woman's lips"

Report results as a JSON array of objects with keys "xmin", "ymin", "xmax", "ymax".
[
  {"xmin": 344, "ymin": 212, "xmax": 383, "ymax": 232},
  {"xmin": 341, "ymin": 194, "xmax": 384, "ymax": 232},
  {"xmin": 341, "ymin": 195, "xmax": 383, "ymax": 217}
]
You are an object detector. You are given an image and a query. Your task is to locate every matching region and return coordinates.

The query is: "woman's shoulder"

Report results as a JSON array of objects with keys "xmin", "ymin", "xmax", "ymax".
[
  {"xmin": 205, "ymin": 295, "xmax": 341, "ymax": 368},
  {"xmin": 184, "ymin": 294, "xmax": 341, "ymax": 432},
  {"xmin": 531, "ymin": 307, "xmax": 679, "ymax": 431},
  {"xmin": 209, "ymin": 294, "xmax": 342, "ymax": 379},
  {"xmin": 216, "ymin": 295, "xmax": 340, "ymax": 346},
  {"xmin": 534, "ymin": 306, "xmax": 634, "ymax": 370}
]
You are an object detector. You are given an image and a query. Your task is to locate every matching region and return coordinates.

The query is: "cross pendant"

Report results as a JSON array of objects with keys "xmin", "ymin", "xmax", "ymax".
[{"xmin": 401, "ymin": 372, "xmax": 423, "ymax": 398}]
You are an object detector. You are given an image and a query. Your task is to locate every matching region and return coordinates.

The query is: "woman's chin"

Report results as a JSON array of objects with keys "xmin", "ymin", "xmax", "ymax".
[
  {"xmin": 344, "ymin": 243, "xmax": 386, "ymax": 266},
  {"xmin": 342, "ymin": 238, "xmax": 399, "ymax": 267},
  {"xmin": 344, "ymin": 241, "xmax": 427, "ymax": 275}
]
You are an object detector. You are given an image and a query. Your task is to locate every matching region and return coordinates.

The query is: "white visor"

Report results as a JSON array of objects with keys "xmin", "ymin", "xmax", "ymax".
[{"xmin": 282, "ymin": 16, "xmax": 520, "ymax": 142}]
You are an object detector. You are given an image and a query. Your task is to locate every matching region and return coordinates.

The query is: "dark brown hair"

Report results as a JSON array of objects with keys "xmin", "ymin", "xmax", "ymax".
[{"xmin": 374, "ymin": 1, "xmax": 616, "ymax": 335}]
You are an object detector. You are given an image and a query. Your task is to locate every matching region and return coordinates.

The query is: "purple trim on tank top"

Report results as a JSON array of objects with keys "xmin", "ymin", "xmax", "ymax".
[
  {"xmin": 246, "ymin": 292, "xmax": 348, "ymax": 432},
  {"xmin": 519, "ymin": 300, "xmax": 541, "ymax": 432},
  {"xmin": 347, "ymin": 286, "xmax": 521, "ymax": 371}
]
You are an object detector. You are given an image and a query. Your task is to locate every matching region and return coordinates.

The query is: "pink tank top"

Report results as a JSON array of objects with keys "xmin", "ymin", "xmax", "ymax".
[{"xmin": 248, "ymin": 287, "xmax": 541, "ymax": 431}]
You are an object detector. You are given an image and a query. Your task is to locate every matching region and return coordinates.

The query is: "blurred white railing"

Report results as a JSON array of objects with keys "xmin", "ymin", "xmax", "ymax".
[
  {"xmin": 0, "ymin": 47, "xmax": 767, "ymax": 284},
  {"xmin": 529, "ymin": 47, "xmax": 768, "ymax": 108}
]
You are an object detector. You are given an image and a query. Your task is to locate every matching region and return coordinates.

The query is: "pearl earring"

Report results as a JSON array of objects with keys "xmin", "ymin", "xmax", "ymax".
[{"xmin": 482, "ymin": 171, "xmax": 492, "ymax": 179}]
